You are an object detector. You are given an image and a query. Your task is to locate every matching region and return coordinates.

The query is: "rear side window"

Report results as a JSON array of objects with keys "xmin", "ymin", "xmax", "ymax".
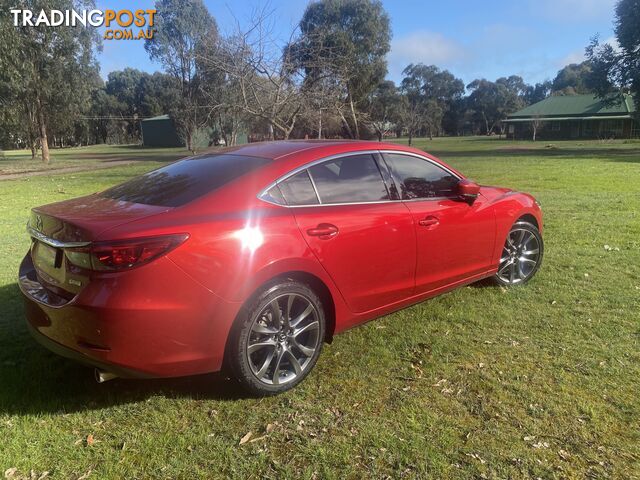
[
  {"xmin": 308, "ymin": 154, "xmax": 389, "ymax": 204},
  {"xmin": 383, "ymin": 153, "xmax": 459, "ymax": 199},
  {"xmin": 278, "ymin": 170, "xmax": 319, "ymax": 206},
  {"xmin": 100, "ymin": 154, "xmax": 270, "ymax": 207}
]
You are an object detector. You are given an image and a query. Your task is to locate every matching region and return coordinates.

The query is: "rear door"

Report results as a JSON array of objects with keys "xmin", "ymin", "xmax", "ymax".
[
  {"xmin": 277, "ymin": 153, "xmax": 416, "ymax": 314},
  {"xmin": 381, "ymin": 152, "xmax": 496, "ymax": 294}
]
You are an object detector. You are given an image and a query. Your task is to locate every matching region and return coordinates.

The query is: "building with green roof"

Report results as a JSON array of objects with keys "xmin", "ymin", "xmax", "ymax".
[
  {"xmin": 141, "ymin": 115, "xmax": 249, "ymax": 148},
  {"xmin": 504, "ymin": 94, "xmax": 638, "ymax": 140}
]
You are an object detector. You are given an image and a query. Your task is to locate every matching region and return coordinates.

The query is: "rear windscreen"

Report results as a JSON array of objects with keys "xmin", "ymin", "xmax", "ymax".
[{"xmin": 100, "ymin": 154, "xmax": 270, "ymax": 207}]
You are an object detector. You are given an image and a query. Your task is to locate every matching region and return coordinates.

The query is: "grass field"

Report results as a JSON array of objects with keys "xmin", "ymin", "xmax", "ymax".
[
  {"xmin": 0, "ymin": 144, "xmax": 190, "ymax": 176},
  {"xmin": 0, "ymin": 137, "xmax": 639, "ymax": 479}
]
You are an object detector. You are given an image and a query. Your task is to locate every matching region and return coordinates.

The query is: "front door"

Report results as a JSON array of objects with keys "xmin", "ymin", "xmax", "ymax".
[
  {"xmin": 381, "ymin": 152, "xmax": 496, "ymax": 294},
  {"xmin": 277, "ymin": 153, "xmax": 416, "ymax": 313}
]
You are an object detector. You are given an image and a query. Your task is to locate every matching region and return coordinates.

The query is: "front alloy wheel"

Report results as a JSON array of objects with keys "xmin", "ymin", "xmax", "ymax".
[
  {"xmin": 229, "ymin": 281, "xmax": 325, "ymax": 395},
  {"xmin": 494, "ymin": 221, "xmax": 543, "ymax": 286}
]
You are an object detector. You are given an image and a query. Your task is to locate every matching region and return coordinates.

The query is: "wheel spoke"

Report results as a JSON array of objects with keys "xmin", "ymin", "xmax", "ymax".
[
  {"xmin": 251, "ymin": 323, "xmax": 278, "ymax": 335},
  {"xmin": 248, "ymin": 339, "xmax": 277, "ymax": 354},
  {"xmin": 498, "ymin": 259, "xmax": 513, "ymax": 275},
  {"xmin": 509, "ymin": 262, "xmax": 516, "ymax": 283},
  {"xmin": 293, "ymin": 320, "xmax": 319, "ymax": 338},
  {"xmin": 516, "ymin": 261, "xmax": 525, "ymax": 279},
  {"xmin": 519, "ymin": 257, "xmax": 537, "ymax": 266},
  {"xmin": 521, "ymin": 248, "xmax": 539, "ymax": 256},
  {"xmin": 286, "ymin": 350, "xmax": 303, "ymax": 375},
  {"xmin": 290, "ymin": 304, "xmax": 314, "ymax": 328},
  {"xmin": 271, "ymin": 349, "xmax": 285, "ymax": 385},
  {"xmin": 517, "ymin": 229, "xmax": 526, "ymax": 247},
  {"xmin": 285, "ymin": 295, "xmax": 295, "ymax": 327},
  {"xmin": 292, "ymin": 338, "xmax": 315, "ymax": 357},
  {"xmin": 255, "ymin": 349, "xmax": 276, "ymax": 379}
]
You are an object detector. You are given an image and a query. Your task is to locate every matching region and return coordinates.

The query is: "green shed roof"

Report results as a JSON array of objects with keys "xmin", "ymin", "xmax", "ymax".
[{"xmin": 508, "ymin": 94, "xmax": 636, "ymax": 119}]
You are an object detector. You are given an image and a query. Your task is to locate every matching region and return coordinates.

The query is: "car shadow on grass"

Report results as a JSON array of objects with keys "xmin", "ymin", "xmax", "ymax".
[{"xmin": 0, "ymin": 283, "xmax": 248, "ymax": 416}]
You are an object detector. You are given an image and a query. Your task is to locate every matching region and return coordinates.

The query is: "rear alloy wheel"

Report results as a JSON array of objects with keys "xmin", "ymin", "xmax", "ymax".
[
  {"xmin": 229, "ymin": 281, "xmax": 325, "ymax": 395},
  {"xmin": 493, "ymin": 221, "xmax": 543, "ymax": 286}
]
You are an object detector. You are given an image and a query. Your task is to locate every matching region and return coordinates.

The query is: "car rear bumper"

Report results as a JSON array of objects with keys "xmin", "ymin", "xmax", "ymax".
[{"xmin": 18, "ymin": 252, "xmax": 242, "ymax": 378}]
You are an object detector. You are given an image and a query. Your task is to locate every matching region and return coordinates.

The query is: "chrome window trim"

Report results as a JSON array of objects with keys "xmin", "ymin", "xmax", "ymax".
[
  {"xmin": 257, "ymin": 149, "xmax": 463, "ymax": 208},
  {"xmin": 305, "ymin": 169, "xmax": 323, "ymax": 204},
  {"xmin": 27, "ymin": 225, "xmax": 91, "ymax": 249}
]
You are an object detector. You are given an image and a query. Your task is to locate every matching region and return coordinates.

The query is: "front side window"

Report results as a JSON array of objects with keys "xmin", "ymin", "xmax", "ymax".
[
  {"xmin": 383, "ymin": 153, "xmax": 459, "ymax": 200},
  {"xmin": 307, "ymin": 154, "xmax": 389, "ymax": 204}
]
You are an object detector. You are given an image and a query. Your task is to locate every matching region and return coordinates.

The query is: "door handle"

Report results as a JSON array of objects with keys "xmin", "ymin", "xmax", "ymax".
[
  {"xmin": 306, "ymin": 223, "xmax": 339, "ymax": 238},
  {"xmin": 418, "ymin": 216, "xmax": 440, "ymax": 227}
]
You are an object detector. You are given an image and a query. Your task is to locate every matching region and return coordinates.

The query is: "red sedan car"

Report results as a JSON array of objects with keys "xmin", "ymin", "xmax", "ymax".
[{"xmin": 19, "ymin": 141, "xmax": 543, "ymax": 395}]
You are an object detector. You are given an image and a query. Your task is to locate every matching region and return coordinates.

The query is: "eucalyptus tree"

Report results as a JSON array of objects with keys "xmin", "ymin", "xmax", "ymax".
[
  {"xmin": 586, "ymin": 0, "xmax": 640, "ymax": 110},
  {"xmin": 0, "ymin": 0, "xmax": 100, "ymax": 162},
  {"xmin": 289, "ymin": 0, "xmax": 391, "ymax": 139},
  {"xmin": 145, "ymin": 0, "xmax": 218, "ymax": 151}
]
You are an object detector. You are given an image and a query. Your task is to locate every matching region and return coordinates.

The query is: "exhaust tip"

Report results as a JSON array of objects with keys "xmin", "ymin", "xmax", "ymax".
[{"xmin": 95, "ymin": 369, "xmax": 118, "ymax": 383}]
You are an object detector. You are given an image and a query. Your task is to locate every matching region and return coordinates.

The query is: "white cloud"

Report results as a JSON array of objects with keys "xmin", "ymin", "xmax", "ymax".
[
  {"xmin": 388, "ymin": 31, "xmax": 467, "ymax": 79},
  {"xmin": 559, "ymin": 50, "xmax": 586, "ymax": 67}
]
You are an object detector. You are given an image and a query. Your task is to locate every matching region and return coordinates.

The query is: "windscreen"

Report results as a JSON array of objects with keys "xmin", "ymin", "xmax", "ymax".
[{"xmin": 100, "ymin": 154, "xmax": 270, "ymax": 207}]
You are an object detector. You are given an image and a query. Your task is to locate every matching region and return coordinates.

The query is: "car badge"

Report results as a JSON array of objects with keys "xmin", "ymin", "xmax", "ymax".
[{"xmin": 35, "ymin": 215, "xmax": 43, "ymax": 231}]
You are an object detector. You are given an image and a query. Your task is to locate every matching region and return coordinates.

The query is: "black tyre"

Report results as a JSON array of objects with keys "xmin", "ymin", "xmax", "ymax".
[
  {"xmin": 493, "ymin": 221, "xmax": 543, "ymax": 286},
  {"xmin": 228, "ymin": 280, "xmax": 325, "ymax": 396}
]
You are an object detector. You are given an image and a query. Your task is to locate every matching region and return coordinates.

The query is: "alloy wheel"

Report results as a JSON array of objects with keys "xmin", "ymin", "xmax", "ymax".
[
  {"xmin": 246, "ymin": 293, "xmax": 321, "ymax": 385},
  {"xmin": 496, "ymin": 227, "xmax": 541, "ymax": 285}
]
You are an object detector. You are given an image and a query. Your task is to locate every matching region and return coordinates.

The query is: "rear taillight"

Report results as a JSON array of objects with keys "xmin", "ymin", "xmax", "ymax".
[{"xmin": 65, "ymin": 233, "xmax": 189, "ymax": 271}]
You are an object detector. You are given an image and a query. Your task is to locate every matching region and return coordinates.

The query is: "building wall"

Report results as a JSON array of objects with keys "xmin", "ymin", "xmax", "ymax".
[
  {"xmin": 507, "ymin": 118, "xmax": 637, "ymax": 140},
  {"xmin": 141, "ymin": 118, "xmax": 183, "ymax": 147}
]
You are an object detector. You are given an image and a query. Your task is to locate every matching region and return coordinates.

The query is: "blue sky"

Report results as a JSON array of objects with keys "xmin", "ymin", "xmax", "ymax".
[{"xmin": 97, "ymin": 0, "xmax": 618, "ymax": 87}]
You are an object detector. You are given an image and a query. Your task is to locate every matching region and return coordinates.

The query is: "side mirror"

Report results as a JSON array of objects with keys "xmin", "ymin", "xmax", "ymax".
[{"xmin": 457, "ymin": 179, "xmax": 480, "ymax": 202}]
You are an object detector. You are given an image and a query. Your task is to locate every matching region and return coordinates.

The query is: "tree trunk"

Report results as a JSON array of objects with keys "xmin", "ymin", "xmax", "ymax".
[
  {"xmin": 348, "ymin": 92, "xmax": 360, "ymax": 139},
  {"xmin": 185, "ymin": 129, "xmax": 193, "ymax": 152},
  {"xmin": 482, "ymin": 112, "xmax": 490, "ymax": 136},
  {"xmin": 37, "ymin": 98, "xmax": 50, "ymax": 164},
  {"xmin": 317, "ymin": 110, "xmax": 322, "ymax": 140},
  {"xmin": 30, "ymin": 144, "xmax": 37, "ymax": 159},
  {"xmin": 408, "ymin": 130, "xmax": 413, "ymax": 146},
  {"xmin": 532, "ymin": 124, "xmax": 537, "ymax": 141},
  {"xmin": 338, "ymin": 109, "xmax": 354, "ymax": 139}
]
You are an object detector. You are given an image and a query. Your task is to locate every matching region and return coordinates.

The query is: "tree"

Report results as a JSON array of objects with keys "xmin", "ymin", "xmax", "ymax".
[
  {"xmin": 400, "ymin": 64, "xmax": 465, "ymax": 139},
  {"xmin": 466, "ymin": 79, "xmax": 521, "ymax": 135},
  {"xmin": 524, "ymin": 81, "xmax": 552, "ymax": 104},
  {"xmin": 199, "ymin": 12, "xmax": 312, "ymax": 141},
  {"xmin": 552, "ymin": 62, "xmax": 593, "ymax": 94},
  {"xmin": 0, "ymin": 0, "xmax": 101, "ymax": 162},
  {"xmin": 366, "ymin": 80, "xmax": 401, "ymax": 141},
  {"xmin": 586, "ymin": 0, "xmax": 640, "ymax": 110},
  {"xmin": 530, "ymin": 114, "xmax": 543, "ymax": 141},
  {"xmin": 290, "ymin": 0, "xmax": 391, "ymax": 138},
  {"xmin": 145, "ymin": 0, "xmax": 218, "ymax": 151}
]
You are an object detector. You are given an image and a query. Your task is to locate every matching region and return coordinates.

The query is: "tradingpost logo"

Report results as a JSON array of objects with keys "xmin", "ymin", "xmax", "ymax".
[{"xmin": 10, "ymin": 8, "xmax": 156, "ymax": 40}]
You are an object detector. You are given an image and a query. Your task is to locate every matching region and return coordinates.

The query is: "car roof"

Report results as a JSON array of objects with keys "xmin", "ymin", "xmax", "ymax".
[{"xmin": 216, "ymin": 139, "xmax": 409, "ymax": 161}]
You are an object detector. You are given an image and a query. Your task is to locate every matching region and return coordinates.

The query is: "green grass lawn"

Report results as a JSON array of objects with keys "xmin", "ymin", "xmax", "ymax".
[
  {"xmin": 0, "ymin": 144, "xmax": 190, "ymax": 175},
  {"xmin": 0, "ymin": 137, "xmax": 639, "ymax": 479}
]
